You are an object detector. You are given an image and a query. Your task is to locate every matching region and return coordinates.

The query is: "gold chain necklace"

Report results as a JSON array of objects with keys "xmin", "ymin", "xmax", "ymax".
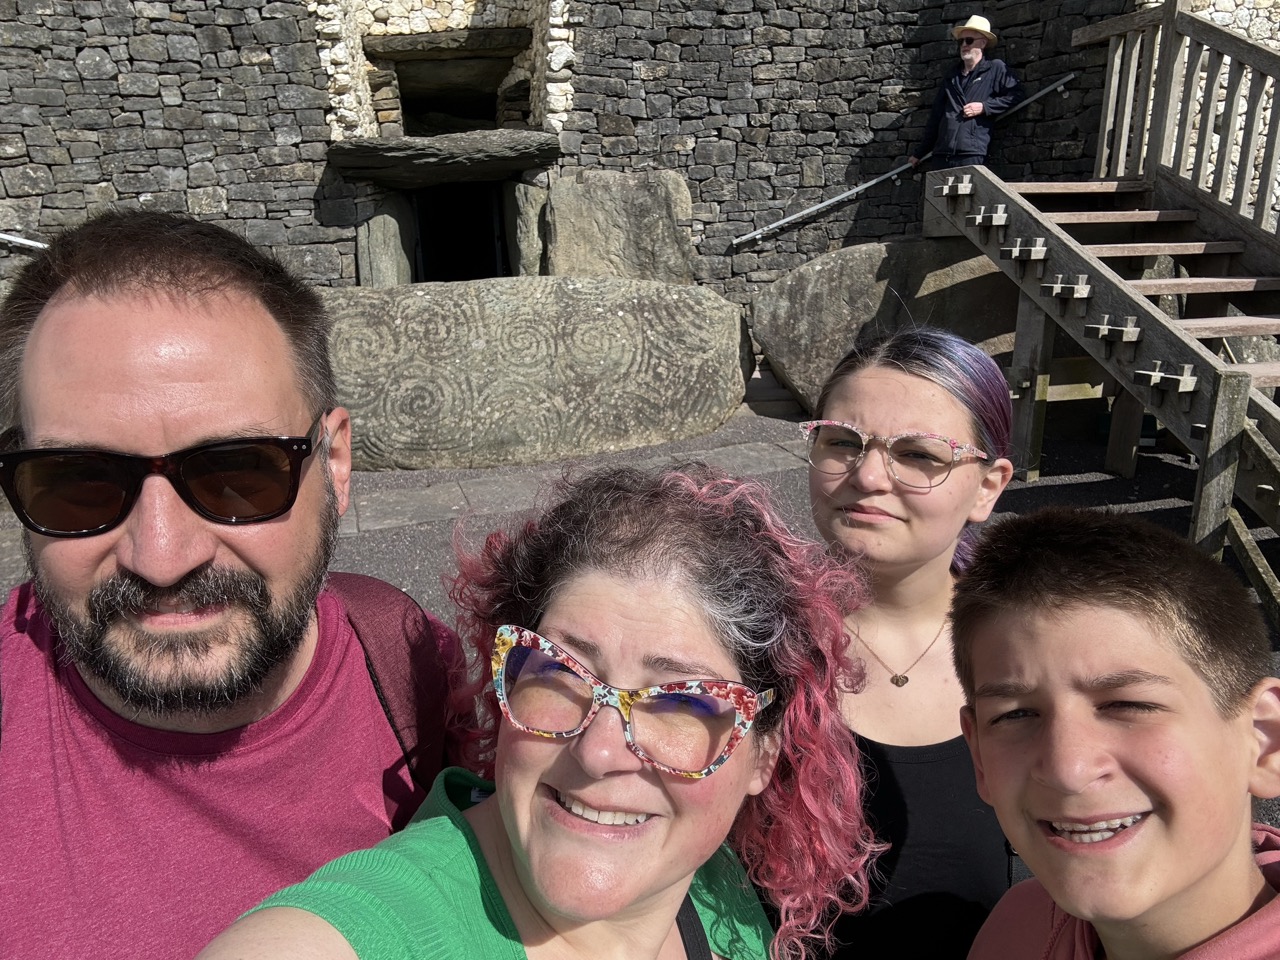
[{"xmin": 859, "ymin": 620, "xmax": 947, "ymax": 688}]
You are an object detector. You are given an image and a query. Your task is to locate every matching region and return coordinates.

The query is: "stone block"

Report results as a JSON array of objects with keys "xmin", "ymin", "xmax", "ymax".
[
  {"xmin": 0, "ymin": 196, "xmax": 43, "ymax": 238},
  {"xmin": 693, "ymin": 140, "xmax": 736, "ymax": 165},
  {"xmin": 276, "ymin": 242, "xmax": 339, "ymax": 280},
  {"xmin": 111, "ymin": 171, "xmax": 159, "ymax": 193},
  {"xmin": 243, "ymin": 218, "xmax": 287, "ymax": 245},
  {"xmin": 546, "ymin": 169, "xmax": 695, "ymax": 285},
  {"xmin": 127, "ymin": 35, "xmax": 169, "ymax": 62},
  {"xmin": 0, "ymin": 135, "xmax": 27, "ymax": 160},
  {"xmin": 276, "ymin": 84, "xmax": 331, "ymax": 110},
  {"xmin": 749, "ymin": 238, "xmax": 1020, "ymax": 410},
  {"xmin": 596, "ymin": 113, "xmax": 635, "ymax": 137},
  {"xmin": 117, "ymin": 72, "xmax": 159, "ymax": 95},
  {"xmin": 0, "ymin": 23, "xmax": 50, "ymax": 48},
  {"xmin": 187, "ymin": 185, "xmax": 227, "ymax": 214},
  {"xmin": 29, "ymin": 145, "xmax": 70, "ymax": 164},
  {"xmin": 323, "ymin": 277, "xmax": 745, "ymax": 470},
  {"xmin": 1, "ymin": 164, "xmax": 53, "ymax": 197},
  {"xmin": 196, "ymin": 24, "xmax": 232, "ymax": 53},
  {"xmin": 252, "ymin": 17, "xmax": 300, "ymax": 45}
]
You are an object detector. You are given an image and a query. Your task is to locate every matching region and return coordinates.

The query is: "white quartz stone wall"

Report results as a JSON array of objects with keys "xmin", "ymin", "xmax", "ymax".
[
  {"xmin": 1137, "ymin": 0, "xmax": 1279, "ymax": 49},
  {"xmin": 1205, "ymin": 0, "xmax": 1279, "ymax": 49},
  {"xmin": 311, "ymin": 0, "xmax": 568, "ymax": 140},
  {"xmin": 312, "ymin": 0, "xmax": 377, "ymax": 139}
]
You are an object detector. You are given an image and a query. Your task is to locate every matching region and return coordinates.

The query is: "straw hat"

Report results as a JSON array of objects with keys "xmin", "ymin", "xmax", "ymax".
[{"xmin": 952, "ymin": 15, "xmax": 997, "ymax": 44}]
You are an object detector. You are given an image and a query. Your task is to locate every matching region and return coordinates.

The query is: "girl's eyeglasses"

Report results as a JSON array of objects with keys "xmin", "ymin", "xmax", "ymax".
[
  {"xmin": 800, "ymin": 420, "xmax": 989, "ymax": 489},
  {"xmin": 492, "ymin": 625, "xmax": 775, "ymax": 779}
]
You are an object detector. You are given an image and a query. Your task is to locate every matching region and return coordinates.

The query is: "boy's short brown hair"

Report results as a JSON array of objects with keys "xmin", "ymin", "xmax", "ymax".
[{"xmin": 951, "ymin": 506, "xmax": 1273, "ymax": 717}]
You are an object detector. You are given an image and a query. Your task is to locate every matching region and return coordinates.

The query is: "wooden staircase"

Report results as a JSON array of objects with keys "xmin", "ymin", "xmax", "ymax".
[
  {"xmin": 923, "ymin": 1, "xmax": 1280, "ymax": 622},
  {"xmin": 924, "ymin": 170, "xmax": 1280, "ymax": 617},
  {"xmin": 1010, "ymin": 179, "xmax": 1280, "ymax": 391}
]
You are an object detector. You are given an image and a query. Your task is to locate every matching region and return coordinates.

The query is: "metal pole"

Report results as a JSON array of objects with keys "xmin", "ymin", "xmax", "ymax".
[
  {"xmin": 730, "ymin": 161, "xmax": 922, "ymax": 247},
  {"xmin": 0, "ymin": 232, "xmax": 48, "ymax": 250},
  {"xmin": 730, "ymin": 72, "xmax": 1077, "ymax": 246}
]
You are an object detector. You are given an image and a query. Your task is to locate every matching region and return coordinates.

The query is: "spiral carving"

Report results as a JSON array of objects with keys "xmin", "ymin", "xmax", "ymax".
[{"xmin": 324, "ymin": 277, "xmax": 744, "ymax": 470}]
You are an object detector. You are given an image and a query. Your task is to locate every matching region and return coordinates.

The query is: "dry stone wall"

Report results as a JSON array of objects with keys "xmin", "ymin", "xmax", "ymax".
[
  {"xmin": 0, "ymin": 0, "xmax": 368, "ymax": 287},
  {"xmin": 2, "ymin": 0, "xmax": 1271, "ymax": 300},
  {"xmin": 555, "ymin": 0, "xmax": 1133, "ymax": 304}
]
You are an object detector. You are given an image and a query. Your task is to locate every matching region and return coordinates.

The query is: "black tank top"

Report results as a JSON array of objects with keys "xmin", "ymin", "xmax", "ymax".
[{"xmin": 826, "ymin": 733, "xmax": 1011, "ymax": 959}]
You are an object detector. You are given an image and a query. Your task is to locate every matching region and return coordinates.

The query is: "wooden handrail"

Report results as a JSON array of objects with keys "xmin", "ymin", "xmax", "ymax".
[
  {"xmin": 1176, "ymin": 10, "xmax": 1280, "ymax": 78},
  {"xmin": 1080, "ymin": 1, "xmax": 1278, "ymax": 235},
  {"xmin": 1071, "ymin": 6, "xmax": 1164, "ymax": 47}
]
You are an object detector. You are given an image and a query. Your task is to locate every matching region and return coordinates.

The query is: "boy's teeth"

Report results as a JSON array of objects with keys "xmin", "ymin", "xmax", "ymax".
[
  {"xmin": 557, "ymin": 792, "xmax": 650, "ymax": 826},
  {"xmin": 1050, "ymin": 813, "xmax": 1145, "ymax": 843}
]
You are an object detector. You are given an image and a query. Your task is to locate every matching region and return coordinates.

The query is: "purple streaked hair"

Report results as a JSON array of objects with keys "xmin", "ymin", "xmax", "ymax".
[{"xmin": 814, "ymin": 326, "xmax": 1012, "ymax": 571}]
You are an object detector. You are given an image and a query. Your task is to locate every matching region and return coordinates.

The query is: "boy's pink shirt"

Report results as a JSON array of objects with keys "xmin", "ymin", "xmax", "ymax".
[{"xmin": 968, "ymin": 824, "xmax": 1280, "ymax": 959}]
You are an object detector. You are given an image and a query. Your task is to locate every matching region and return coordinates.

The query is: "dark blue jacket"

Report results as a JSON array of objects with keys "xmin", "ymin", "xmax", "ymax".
[{"xmin": 913, "ymin": 57, "xmax": 1024, "ymax": 161}]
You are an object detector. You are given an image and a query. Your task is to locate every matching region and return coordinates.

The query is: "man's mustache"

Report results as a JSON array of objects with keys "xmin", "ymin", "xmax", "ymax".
[{"xmin": 84, "ymin": 567, "xmax": 270, "ymax": 628}]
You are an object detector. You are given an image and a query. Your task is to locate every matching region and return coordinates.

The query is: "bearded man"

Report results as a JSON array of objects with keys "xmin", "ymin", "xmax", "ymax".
[
  {"xmin": 0, "ymin": 211, "xmax": 457, "ymax": 959},
  {"xmin": 909, "ymin": 14, "xmax": 1025, "ymax": 170}
]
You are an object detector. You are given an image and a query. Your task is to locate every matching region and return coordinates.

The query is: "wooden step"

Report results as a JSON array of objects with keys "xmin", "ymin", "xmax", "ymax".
[
  {"xmin": 1084, "ymin": 241, "xmax": 1246, "ymax": 257},
  {"xmin": 1180, "ymin": 315, "xmax": 1280, "ymax": 337},
  {"xmin": 1048, "ymin": 209, "xmax": 1199, "ymax": 224},
  {"xmin": 1231, "ymin": 361, "xmax": 1280, "ymax": 387},
  {"xmin": 1130, "ymin": 277, "xmax": 1280, "ymax": 295},
  {"xmin": 1008, "ymin": 180, "xmax": 1151, "ymax": 194}
]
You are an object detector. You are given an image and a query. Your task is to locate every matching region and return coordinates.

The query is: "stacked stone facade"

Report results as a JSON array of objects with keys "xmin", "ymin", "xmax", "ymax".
[
  {"xmin": 0, "ymin": 0, "xmax": 1271, "ymax": 301},
  {"xmin": 556, "ymin": 0, "xmax": 1135, "ymax": 301},
  {"xmin": 0, "ymin": 0, "xmax": 369, "ymax": 285}
]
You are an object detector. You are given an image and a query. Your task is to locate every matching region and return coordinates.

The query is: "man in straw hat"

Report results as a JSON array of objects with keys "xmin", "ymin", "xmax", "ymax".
[{"xmin": 909, "ymin": 14, "xmax": 1024, "ymax": 169}]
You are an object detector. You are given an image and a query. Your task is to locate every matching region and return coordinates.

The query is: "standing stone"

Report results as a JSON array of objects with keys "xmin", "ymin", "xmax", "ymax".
[
  {"xmin": 355, "ymin": 193, "xmax": 415, "ymax": 288},
  {"xmin": 505, "ymin": 181, "xmax": 547, "ymax": 276},
  {"xmin": 545, "ymin": 169, "xmax": 696, "ymax": 284}
]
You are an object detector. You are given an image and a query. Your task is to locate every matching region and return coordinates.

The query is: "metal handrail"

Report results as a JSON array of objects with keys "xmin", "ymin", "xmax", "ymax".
[
  {"xmin": 0, "ymin": 232, "xmax": 47, "ymax": 250},
  {"xmin": 730, "ymin": 71, "xmax": 1077, "ymax": 246}
]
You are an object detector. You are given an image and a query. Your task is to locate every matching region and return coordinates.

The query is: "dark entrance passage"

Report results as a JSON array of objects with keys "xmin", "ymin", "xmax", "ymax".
[{"xmin": 415, "ymin": 182, "xmax": 511, "ymax": 281}]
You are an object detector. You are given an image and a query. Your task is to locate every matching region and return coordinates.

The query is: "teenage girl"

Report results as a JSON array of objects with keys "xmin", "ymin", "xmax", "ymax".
[{"xmin": 804, "ymin": 328, "xmax": 1014, "ymax": 958}]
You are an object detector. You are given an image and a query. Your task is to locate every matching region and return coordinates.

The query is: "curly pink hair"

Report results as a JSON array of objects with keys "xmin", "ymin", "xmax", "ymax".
[{"xmin": 448, "ymin": 463, "xmax": 882, "ymax": 959}]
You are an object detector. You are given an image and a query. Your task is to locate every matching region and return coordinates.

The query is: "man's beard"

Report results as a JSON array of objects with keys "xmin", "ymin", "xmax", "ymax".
[
  {"xmin": 29, "ymin": 479, "xmax": 340, "ymax": 718},
  {"xmin": 961, "ymin": 49, "xmax": 980, "ymax": 67}
]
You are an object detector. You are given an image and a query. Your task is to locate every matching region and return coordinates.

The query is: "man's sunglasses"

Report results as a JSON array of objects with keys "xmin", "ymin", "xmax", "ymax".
[
  {"xmin": 0, "ymin": 415, "xmax": 325, "ymax": 538},
  {"xmin": 960, "ymin": 36, "xmax": 979, "ymax": 44}
]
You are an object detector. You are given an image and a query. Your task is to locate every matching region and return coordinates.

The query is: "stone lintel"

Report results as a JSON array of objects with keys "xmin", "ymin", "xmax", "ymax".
[
  {"xmin": 328, "ymin": 132, "xmax": 560, "ymax": 187},
  {"xmin": 363, "ymin": 29, "xmax": 533, "ymax": 62}
]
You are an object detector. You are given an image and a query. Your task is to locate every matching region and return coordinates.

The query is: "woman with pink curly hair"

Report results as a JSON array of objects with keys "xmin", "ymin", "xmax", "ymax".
[{"xmin": 202, "ymin": 463, "xmax": 880, "ymax": 960}]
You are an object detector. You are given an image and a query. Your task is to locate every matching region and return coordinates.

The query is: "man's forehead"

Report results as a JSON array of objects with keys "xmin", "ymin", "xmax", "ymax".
[{"xmin": 18, "ymin": 282, "xmax": 306, "ymax": 437}]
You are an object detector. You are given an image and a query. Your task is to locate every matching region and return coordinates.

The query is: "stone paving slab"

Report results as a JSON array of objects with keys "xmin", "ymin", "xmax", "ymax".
[{"xmin": 349, "ymin": 483, "xmax": 467, "ymax": 533}]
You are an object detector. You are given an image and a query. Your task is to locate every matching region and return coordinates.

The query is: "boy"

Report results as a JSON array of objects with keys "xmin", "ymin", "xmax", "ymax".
[{"xmin": 952, "ymin": 507, "xmax": 1280, "ymax": 959}]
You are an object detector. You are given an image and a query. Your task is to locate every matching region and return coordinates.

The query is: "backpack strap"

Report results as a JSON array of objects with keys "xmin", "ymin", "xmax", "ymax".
[{"xmin": 326, "ymin": 572, "xmax": 460, "ymax": 793}]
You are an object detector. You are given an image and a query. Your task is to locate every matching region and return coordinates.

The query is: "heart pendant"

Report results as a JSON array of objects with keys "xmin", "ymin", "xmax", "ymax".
[{"xmin": 890, "ymin": 674, "xmax": 909, "ymax": 687}]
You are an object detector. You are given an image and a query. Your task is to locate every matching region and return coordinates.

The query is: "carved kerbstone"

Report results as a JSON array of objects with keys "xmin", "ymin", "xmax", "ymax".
[{"xmin": 324, "ymin": 277, "xmax": 745, "ymax": 469}]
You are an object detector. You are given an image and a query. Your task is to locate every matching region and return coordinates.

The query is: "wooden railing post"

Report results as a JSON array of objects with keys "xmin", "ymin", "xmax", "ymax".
[
  {"xmin": 1146, "ymin": 0, "xmax": 1190, "ymax": 173},
  {"xmin": 1009, "ymin": 292, "xmax": 1056, "ymax": 481}
]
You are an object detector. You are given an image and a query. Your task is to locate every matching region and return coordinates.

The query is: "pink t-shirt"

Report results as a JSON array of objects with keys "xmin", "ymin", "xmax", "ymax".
[
  {"xmin": 0, "ymin": 582, "xmax": 426, "ymax": 960},
  {"xmin": 968, "ymin": 824, "xmax": 1280, "ymax": 960}
]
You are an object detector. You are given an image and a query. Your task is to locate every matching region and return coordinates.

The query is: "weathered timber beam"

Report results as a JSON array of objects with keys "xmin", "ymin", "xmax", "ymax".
[
  {"xmin": 1072, "ymin": 7, "xmax": 1163, "ymax": 47},
  {"xmin": 1176, "ymin": 11, "xmax": 1280, "ymax": 78}
]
